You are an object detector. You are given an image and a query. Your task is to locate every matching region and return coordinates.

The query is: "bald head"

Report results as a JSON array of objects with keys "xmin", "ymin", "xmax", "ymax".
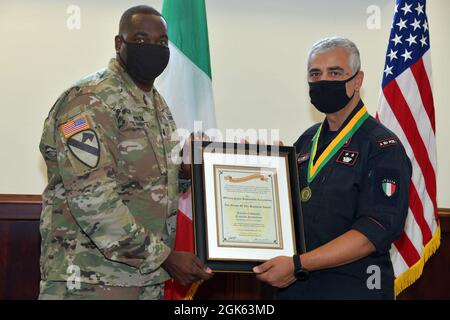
[
  {"xmin": 119, "ymin": 5, "xmax": 165, "ymax": 36},
  {"xmin": 114, "ymin": 5, "xmax": 169, "ymax": 90},
  {"xmin": 115, "ymin": 5, "xmax": 168, "ymax": 55}
]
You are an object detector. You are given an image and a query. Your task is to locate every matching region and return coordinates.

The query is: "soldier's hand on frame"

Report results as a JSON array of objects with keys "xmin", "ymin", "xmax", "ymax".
[{"xmin": 162, "ymin": 251, "xmax": 213, "ymax": 286}]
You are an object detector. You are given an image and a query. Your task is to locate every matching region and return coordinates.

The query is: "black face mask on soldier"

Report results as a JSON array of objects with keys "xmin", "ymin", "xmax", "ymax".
[
  {"xmin": 119, "ymin": 37, "xmax": 170, "ymax": 82},
  {"xmin": 308, "ymin": 71, "xmax": 359, "ymax": 114}
]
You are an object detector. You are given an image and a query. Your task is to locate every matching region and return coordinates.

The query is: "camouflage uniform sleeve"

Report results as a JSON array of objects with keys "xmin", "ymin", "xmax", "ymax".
[{"xmin": 55, "ymin": 91, "xmax": 171, "ymax": 275}]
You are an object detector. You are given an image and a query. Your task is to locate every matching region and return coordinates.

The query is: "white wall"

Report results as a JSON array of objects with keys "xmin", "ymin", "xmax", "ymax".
[{"xmin": 0, "ymin": 0, "xmax": 448, "ymax": 207}]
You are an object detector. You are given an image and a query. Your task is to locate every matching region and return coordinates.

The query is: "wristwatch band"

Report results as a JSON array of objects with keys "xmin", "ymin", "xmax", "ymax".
[{"xmin": 292, "ymin": 254, "xmax": 309, "ymax": 281}]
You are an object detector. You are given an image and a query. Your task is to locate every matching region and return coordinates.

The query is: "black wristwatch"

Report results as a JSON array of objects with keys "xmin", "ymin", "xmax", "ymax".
[{"xmin": 293, "ymin": 254, "xmax": 309, "ymax": 281}]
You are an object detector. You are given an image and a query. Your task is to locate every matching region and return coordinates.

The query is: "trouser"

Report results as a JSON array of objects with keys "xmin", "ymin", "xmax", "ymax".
[{"xmin": 38, "ymin": 280, "xmax": 164, "ymax": 300}]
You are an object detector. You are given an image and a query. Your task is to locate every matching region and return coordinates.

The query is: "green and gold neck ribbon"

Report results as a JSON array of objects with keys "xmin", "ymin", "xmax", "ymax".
[{"xmin": 307, "ymin": 106, "xmax": 369, "ymax": 184}]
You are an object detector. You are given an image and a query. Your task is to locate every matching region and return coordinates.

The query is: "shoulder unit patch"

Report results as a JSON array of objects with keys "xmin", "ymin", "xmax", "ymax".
[
  {"xmin": 374, "ymin": 168, "xmax": 400, "ymax": 206},
  {"xmin": 67, "ymin": 130, "xmax": 100, "ymax": 168},
  {"xmin": 381, "ymin": 179, "xmax": 397, "ymax": 197}
]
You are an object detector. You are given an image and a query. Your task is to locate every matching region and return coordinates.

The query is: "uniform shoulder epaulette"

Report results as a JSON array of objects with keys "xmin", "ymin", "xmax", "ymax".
[
  {"xmin": 366, "ymin": 118, "xmax": 400, "ymax": 150},
  {"xmin": 376, "ymin": 135, "xmax": 399, "ymax": 149}
]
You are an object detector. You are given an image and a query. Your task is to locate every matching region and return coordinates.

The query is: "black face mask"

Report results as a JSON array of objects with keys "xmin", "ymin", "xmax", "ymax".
[
  {"xmin": 120, "ymin": 37, "xmax": 170, "ymax": 82},
  {"xmin": 308, "ymin": 71, "xmax": 358, "ymax": 114}
]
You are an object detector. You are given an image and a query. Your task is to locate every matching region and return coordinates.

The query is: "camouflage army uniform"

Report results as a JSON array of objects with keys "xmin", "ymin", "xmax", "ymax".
[{"xmin": 38, "ymin": 58, "xmax": 180, "ymax": 299}]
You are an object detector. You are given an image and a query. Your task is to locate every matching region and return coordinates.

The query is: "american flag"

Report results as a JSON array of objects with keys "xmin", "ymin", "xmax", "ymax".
[
  {"xmin": 377, "ymin": 0, "xmax": 440, "ymax": 296},
  {"xmin": 61, "ymin": 114, "xmax": 90, "ymax": 138}
]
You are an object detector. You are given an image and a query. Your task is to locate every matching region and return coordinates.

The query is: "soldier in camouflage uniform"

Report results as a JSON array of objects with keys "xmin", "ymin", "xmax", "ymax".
[{"xmin": 39, "ymin": 5, "xmax": 212, "ymax": 300}]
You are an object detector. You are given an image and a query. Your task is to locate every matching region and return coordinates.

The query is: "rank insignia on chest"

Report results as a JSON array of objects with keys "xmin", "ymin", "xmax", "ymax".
[
  {"xmin": 67, "ymin": 129, "xmax": 100, "ymax": 168},
  {"xmin": 344, "ymin": 137, "xmax": 352, "ymax": 147},
  {"xmin": 381, "ymin": 179, "xmax": 397, "ymax": 197},
  {"xmin": 336, "ymin": 150, "xmax": 359, "ymax": 166},
  {"xmin": 297, "ymin": 153, "xmax": 310, "ymax": 165}
]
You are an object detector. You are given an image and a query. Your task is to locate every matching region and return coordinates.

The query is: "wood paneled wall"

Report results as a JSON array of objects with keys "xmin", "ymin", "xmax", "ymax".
[
  {"xmin": 0, "ymin": 195, "xmax": 449, "ymax": 300},
  {"xmin": 0, "ymin": 195, "xmax": 42, "ymax": 300}
]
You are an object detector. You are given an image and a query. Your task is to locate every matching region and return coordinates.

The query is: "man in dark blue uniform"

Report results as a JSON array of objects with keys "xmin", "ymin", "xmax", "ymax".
[{"xmin": 254, "ymin": 37, "xmax": 412, "ymax": 299}]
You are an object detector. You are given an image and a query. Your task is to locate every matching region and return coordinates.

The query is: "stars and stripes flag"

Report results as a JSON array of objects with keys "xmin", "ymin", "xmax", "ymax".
[
  {"xmin": 377, "ymin": 0, "xmax": 440, "ymax": 296},
  {"xmin": 157, "ymin": 0, "xmax": 216, "ymax": 300},
  {"xmin": 61, "ymin": 114, "xmax": 90, "ymax": 139}
]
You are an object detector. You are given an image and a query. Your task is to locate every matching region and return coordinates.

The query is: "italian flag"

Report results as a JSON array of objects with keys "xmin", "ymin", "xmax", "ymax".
[
  {"xmin": 157, "ymin": 0, "xmax": 216, "ymax": 300},
  {"xmin": 382, "ymin": 181, "xmax": 396, "ymax": 197},
  {"xmin": 156, "ymin": 0, "xmax": 216, "ymax": 133}
]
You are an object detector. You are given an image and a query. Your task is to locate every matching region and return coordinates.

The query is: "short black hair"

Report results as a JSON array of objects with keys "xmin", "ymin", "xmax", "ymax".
[{"xmin": 119, "ymin": 5, "xmax": 162, "ymax": 35}]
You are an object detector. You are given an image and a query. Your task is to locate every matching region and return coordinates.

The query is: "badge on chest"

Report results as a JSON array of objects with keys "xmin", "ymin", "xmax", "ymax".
[
  {"xmin": 297, "ymin": 153, "xmax": 310, "ymax": 165},
  {"xmin": 336, "ymin": 150, "xmax": 359, "ymax": 166}
]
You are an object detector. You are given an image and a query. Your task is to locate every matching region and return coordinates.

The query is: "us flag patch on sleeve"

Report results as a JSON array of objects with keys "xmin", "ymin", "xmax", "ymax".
[{"xmin": 61, "ymin": 113, "xmax": 90, "ymax": 139}]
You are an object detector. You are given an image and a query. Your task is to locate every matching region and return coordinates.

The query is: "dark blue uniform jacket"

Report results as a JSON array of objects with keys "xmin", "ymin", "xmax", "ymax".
[{"xmin": 278, "ymin": 101, "xmax": 412, "ymax": 300}]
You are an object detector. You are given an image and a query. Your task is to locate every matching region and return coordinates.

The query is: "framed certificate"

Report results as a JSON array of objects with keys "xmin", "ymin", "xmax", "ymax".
[{"xmin": 191, "ymin": 141, "xmax": 305, "ymax": 272}]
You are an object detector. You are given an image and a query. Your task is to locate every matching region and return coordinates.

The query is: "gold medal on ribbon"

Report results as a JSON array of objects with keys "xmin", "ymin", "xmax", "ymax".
[{"xmin": 301, "ymin": 186, "xmax": 312, "ymax": 203}]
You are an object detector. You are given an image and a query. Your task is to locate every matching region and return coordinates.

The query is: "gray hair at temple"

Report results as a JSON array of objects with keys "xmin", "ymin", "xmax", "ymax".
[{"xmin": 307, "ymin": 37, "xmax": 361, "ymax": 75}]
